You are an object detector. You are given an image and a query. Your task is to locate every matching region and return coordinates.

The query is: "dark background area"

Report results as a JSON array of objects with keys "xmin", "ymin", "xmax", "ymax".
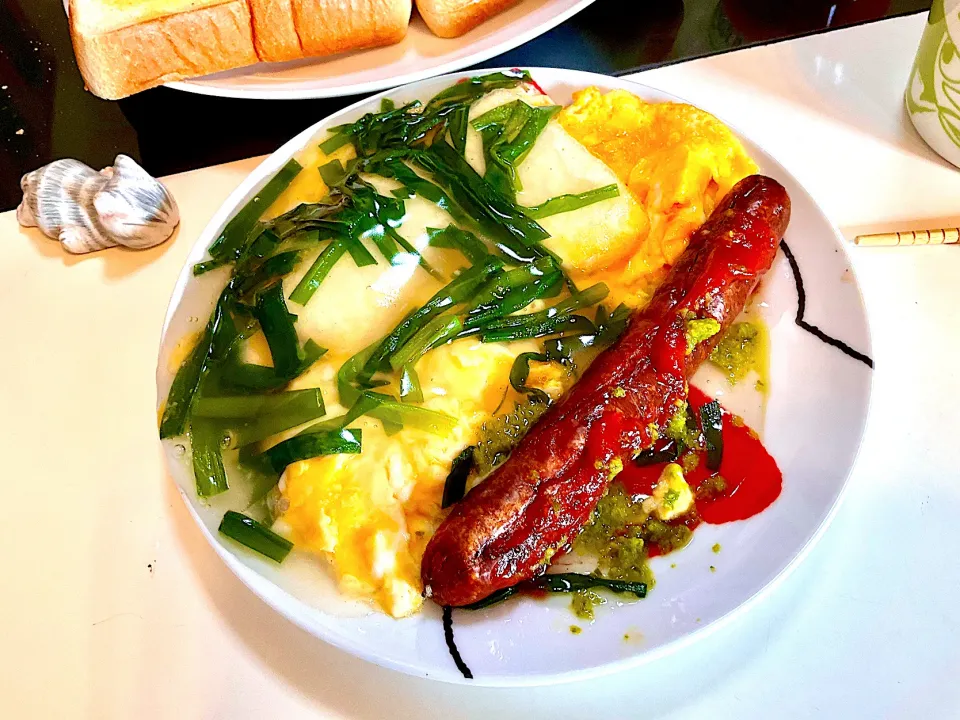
[{"xmin": 0, "ymin": 0, "xmax": 931, "ymax": 211}]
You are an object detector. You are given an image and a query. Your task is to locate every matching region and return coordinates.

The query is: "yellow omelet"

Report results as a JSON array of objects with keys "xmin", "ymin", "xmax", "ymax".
[{"xmin": 558, "ymin": 87, "xmax": 758, "ymax": 308}]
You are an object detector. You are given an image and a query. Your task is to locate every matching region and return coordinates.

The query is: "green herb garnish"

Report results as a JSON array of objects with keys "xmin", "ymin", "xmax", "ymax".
[
  {"xmin": 478, "ymin": 282, "xmax": 608, "ymax": 343},
  {"xmin": 699, "ymin": 400, "xmax": 724, "ymax": 471},
  {"xmin": 426, "ymin": 225, "xmax": 488, "ymax": 265},
  {"xmin": 193, "ymin": 389, "xmax": 324, "ymax": 419},
  {"xmin": 524, "ymin": 184, "xmax": 620, "ymax": 219},
  {"xmin": 632, "ymin": 439, "xmax": 681, "ymax": 467},
  {"xmin": 253, "ymin": 283, "xmax": 303, "ymax": 378},
  {"xmin": 508, "ymin": 352, "xmax": 553, "ymax": 404},
  {"xmin": 263, "ymin": 427, "xmax": 362, "ymax": 473},
  {"xmin": 320, "ymin": 70, "xmax": 529, "ymax": 158},
  {"xmin": 218, "ymin": 339, "xmax": 325, "ymax": 393},
  {"xmin": 218, "ymin": 510, "xmax": 293, "ymax": 563},
  {"xmin": 289, "ymin": 239, "xmax": 346, "ymax": 305},
  {"xmin": 365, "ymin": 393, "xmax": 458, "ymax": 435},
  {"xmin": 193, "ymin": 390, "xmax": 327, "ymax": 448},
  {"xmin": 190, "ymin": 418, "xmax": 229, "ymax": 497},
  {"xmin": 463, "ymin": 573, "xmax": 648, "ymax": 611},
  {"xmin": 389, "ymin": 315, "xmax": 463, "ymax": 370},
  {"xmin": 399, "ymin": 363, "xmax": 424, "ymax": 404},
  {"xmin": 441, "ymin": 446, "xmax": 475, "ymax": 509},
  {"xmin": 463, "ymin": 256, "xmax": 559, "ymax": 327},
  {"xmin": 159, "ymin": 288, "xmax": 240, "ymax": 439},
  {"xmin": 200, "ymin": 159, "xmax": 302, "ymax": 273}
]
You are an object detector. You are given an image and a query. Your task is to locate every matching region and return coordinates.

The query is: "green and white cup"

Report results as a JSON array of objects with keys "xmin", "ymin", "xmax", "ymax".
[{"xmin": 907, "ymin": 0, "xmax": 960, "ymax": 167}]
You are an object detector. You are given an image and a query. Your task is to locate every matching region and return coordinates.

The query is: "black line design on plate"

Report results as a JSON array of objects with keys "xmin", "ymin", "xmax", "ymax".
[
  {"xmin": 442, "ymin": 606, "xmax": 473, "ymax": 680},
  {"xmin": 779, "ymin": 240, "xmax": 874, "ymax": 369}
]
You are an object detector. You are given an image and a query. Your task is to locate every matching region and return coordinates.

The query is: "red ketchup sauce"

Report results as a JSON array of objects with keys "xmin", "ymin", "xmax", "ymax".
[
  {"xmin": 522, "ymin": 73, "xmax": 548, "ymax": 96},
  {"xmin": 616, "ymin": 386, "xmax": 783, "ymax": 552},
  {"xmin": 453, "ymin": 71, "xmax": 547, "ymax": 96}
]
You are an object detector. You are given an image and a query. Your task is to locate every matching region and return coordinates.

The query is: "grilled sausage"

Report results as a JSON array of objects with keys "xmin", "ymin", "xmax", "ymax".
[{"xmin": 422, "ymin": 175, "xmax": 791, "ymax": 607}]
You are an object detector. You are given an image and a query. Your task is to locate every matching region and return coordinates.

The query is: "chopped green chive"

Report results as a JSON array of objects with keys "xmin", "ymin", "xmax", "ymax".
[
  {"xmin": 463, "ymin": 256, "xmax": 558, "ymax": 327},
  {"xmin": 289, "ymin": 239, "xmax": 346, "ymax": 306},
  {"xmin": 234, "ymin": 250, "xmax": 302, "ymax": 299},
  {"xmin": 263, "ymin": 428, "xmax": 362, "ymax": 473},
  {"xmin": 426, "ymin": 226, "xmax": 488, "ymax": 265},
  {"xmin": 218, "ymin": 340, "xmax": 325, "ymax": 393},
  {"xmin": 342, "ymin": 235, "xmax": 378, "ymax": 267},
  {"xmin": 319, "ymin": 131, "xmax": 353, "ymax": 155},
  {"xmin": 700, "ymin": 400, "xmax": 724, "ymax": 471},
  {"xmin": 193, "ymin": 389, "xmax": 324, "ymax": 419},
  {"xmin": 508, "ymin": 351, "xmax": 552, "ymax": 404},
  {"xmin": 206, "ymin": 159, "xmax": 302, "ymax": 265},
  {"xmin": 190, "ymin": 418, "xmax": 229, "ymax": 498},
  {"xmin": 524, "ymin": 184, "xmax": 620, "ymax": 219},
  {"xmin": 160, "ymin": 326, "xmax": 213, "ymax": 439},
  {"xmin": 366, "ymin": 394, "xmax": 458, "ymax": 435},
  {"xmin": 159, "ymin": 289, "xmax": 239, "ymax": 439},
  {"xmin": 535, "ymin": 573, "xmax": 647, "ymax": 598},
  {"xmin": 336, "ymin": 343, "xmax": 380, "ymax": 407},
  {"xmin": 192, "ymin": 389, "xmax": 327, "ymax": 448},
  {"xmin": 399, "ymin": 363, "xmax": 424, "ymax": 404},
  {"xmin": 389, "ymin": 315, "xmax": 463, "ymax": 370},
  {"xmin": 253, "ymin": 283, "xmax": 303, "ymax": 378},
  {"xmin": 480, "ymin": 314, "xmax": 596, "ymax": 343},
  {"xmin": 463, "ymin": 573, "xmax": 647, "ymax": 611},
  {"xmin": 219, "ymin": 510, "xmax": 293, "ymax": 563},
  {"xmin": 442, "ymin": 447, "xmax": 475, "ymax": 509}
]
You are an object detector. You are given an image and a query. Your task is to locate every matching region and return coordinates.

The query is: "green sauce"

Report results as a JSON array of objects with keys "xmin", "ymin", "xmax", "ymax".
[
  {"xmin": 473, "ymin": 400, "xmax": 548, "ymax": 476},
  {"xmin": 685, "ymin": 318, "xmax": 721, "ymax": 354},
  {"xmin": 574, "ymin": 484, "xmax": 646, "ymax": 556},
  {"xmin": 709, "ymin": 321, "xmax": 769, "ymax": 388},
  {"xmin": 665, "ymin": 404, "xmax": 704, "ymax": 453},
  {"xmin": 681, "ymin": 450, "xmax": 700, "ymax": 474},
  {"xmin": 574, "ymin": 485, "xmax": 655, "ymax": 593},
  {"xmin": 695, "ymin": 474, "xmax": 727, "ymax": 501},
  {"xmin": 571, "ymin": 590, "xmax": 604, "ymax": 620},
  {"xmin": 643, "ymin": 518, "xmax": 693, "ymax": 554},
  {"xmin": 600, "ymin": 534, "xmax": 657, "ymax": 587},
  {"xmin": 573, "ymin": 483, "xmax": 696, "ymax": 600}
]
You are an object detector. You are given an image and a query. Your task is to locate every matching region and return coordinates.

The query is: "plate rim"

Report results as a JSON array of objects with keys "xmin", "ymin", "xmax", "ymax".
[
  {"xmin": 156, "ymin": 66, "xmax": 875, "ymax": 686},
  {"xmin": 163, "ymin": 0, "xmax": 599, "ymax": 100}
]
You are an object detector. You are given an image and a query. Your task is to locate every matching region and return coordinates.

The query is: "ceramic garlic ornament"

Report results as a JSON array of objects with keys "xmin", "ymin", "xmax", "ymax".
[{"xmin": 17, "ymin": 154, "xmax": 179, "ymax": 254}]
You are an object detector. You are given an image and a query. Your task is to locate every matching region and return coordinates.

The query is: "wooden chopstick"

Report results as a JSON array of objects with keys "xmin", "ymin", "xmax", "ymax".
[{"xmin": 854, "ymin": 229, "xmax": 960, "ymax": 246}]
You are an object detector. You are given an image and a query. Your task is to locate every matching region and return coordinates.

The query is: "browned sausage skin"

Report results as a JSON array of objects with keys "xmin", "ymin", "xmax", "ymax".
[{"xmin": 422, "ymin": 175, "xmax": 791, "ymax": 607}]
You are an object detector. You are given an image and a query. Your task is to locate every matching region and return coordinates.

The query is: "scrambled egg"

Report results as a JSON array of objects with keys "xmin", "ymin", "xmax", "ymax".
[
  {"xmin": 558, "ymin": 87, "xmax": 758, "ymax": 307},
  {"xmin": 646, "ymin": 463, "xmax": 694, "ymax": 522},
  {"xmin": 262, "ymin": 85, "xmax": 757, "ymax": 617},
  {"xmin": 273, "ymin": 339, "xmax": 533, "ymax": 617}
]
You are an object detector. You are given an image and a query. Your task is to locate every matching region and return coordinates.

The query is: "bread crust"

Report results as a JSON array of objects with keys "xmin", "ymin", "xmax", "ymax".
[
  {"xmin": 415, "ymin": 0, "xmax": 520, "ymax": 38},
  {"xmin": 248, "ymin": 0, "xmax": 303, "ymax": 62},
  {"xmin": 69, "ymin": 0, "xmax": 417, "ymax": 98},
  {"xmin": 70, "ymin": 0, "xmax": 258, "ymax": 99},
  {"xmin": 291, "ymin": 0, "xmax": 411, "ymax": 56}
]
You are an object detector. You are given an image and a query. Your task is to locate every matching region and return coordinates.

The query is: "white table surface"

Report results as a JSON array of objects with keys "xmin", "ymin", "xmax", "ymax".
[{"xmin": 2, "ymin": 13, "xmax": 958, "ymax": 719}]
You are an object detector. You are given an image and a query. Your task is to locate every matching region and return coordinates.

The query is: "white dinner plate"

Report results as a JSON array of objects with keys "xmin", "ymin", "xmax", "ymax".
[
  {"xmin": 156, "ymin": 68, "xmax": 873, "ymax": 685},
  {"xmin": 163, "ymin": 1, "xmax": 597, "ymax": 99}
]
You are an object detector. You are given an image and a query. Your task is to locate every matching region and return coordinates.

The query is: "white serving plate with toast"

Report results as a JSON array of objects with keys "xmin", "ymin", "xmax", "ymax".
[
  {"xmin": 156, "ymin": 68, "xmax": 873, "ymax": 684},
  {"xmin": 165, "ymin": 0, "xmax": 597, "ymax": 99}
]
